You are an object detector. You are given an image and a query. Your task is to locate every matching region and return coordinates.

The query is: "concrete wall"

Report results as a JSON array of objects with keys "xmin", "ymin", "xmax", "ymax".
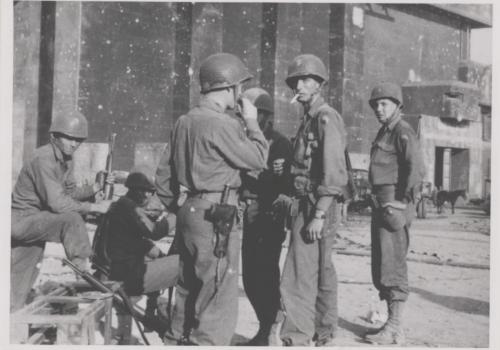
[
  {"xmin": 419, "ymin": 115, "xmax": 485, "ymax": 198},
  {"xmin": 342, "ymin": 4, "xmax": 470, "ymax": 154},
  {"xmin": 13, "ymin": 1, "xmax": 41, "ymax": 184},
  {"xmin": 12, "ymin": 2, "xmax": 492, "ymax": 187}
]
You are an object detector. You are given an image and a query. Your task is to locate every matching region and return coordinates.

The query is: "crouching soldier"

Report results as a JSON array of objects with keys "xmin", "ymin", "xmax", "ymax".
[
  {"xmin": 99, "ymin": 171, "xmax": 178, "ymax": 343},
  {"xmin": 11, "ymin": 109, "xmax": 113, "ymax": 312},
  {"xmin": 364, "ymin": 82, "xmax": 424, "ymax": 345}
]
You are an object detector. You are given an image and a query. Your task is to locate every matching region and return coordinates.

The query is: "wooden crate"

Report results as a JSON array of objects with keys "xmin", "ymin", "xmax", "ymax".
[{"xmin": 10, "ymin": 281, "xmax": 120, "ymax": 344}]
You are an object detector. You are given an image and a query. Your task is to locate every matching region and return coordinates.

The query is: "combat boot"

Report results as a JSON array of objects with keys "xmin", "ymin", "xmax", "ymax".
[
  {"xmin": 364, "ymin": 300, "xmax": 405, "ymax": 345},
  {"xmin": 364, "ymin": 299, "xmax": 389, "ymax": 335}
]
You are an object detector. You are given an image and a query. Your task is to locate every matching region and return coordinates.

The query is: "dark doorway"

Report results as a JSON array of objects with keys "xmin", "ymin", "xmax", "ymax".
[
  {"xmin": 435, "ymin": 147, "xmax": 444, "ymax": 190},
  {"xmin": 434, "ymin": 146, "xmax": 469, "ymax": 192}
]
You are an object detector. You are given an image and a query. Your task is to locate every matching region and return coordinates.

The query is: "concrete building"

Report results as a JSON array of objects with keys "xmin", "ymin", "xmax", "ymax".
[{"xmin": 12, "ymin": 2, "xmax": 492, "ymax": 197}]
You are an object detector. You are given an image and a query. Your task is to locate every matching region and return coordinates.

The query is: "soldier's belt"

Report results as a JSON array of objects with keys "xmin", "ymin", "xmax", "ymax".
[{"xmin": 188, "ymin": 189, "xmax": 238, "ymax": 204}]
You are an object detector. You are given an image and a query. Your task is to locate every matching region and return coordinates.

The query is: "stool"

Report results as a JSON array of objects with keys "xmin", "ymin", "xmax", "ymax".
[{"xmin": 10, "ymin": 281, "xmax": 119, "ymax": 344}]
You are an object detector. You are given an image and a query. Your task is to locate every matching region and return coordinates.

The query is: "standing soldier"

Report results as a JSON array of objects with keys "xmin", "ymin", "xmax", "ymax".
[
  {"xmin": 11, "ymin": 109, "xmax": 112, "ymax": 312},
  {"xmin": 239, "ymin": 87, "xmax": 293, "ymax": 346},
  {"xmin": 364, "ymin": 82, "xmax": 424, "ymax": 345},
  {"xmin": 278, "ymin": 54, "xmax": 348, "ymax": 346},
  {"xmin": 163, "ymin": 53, "xmax": 268, "ymax": 345}
]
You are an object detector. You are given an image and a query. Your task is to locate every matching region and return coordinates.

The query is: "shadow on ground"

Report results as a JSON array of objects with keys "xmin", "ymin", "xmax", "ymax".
[
  {"xmin": 338, "ymin": 317, "xmax": 371, "ymax": 341},
  {"xmin": 410, "ymin": 287, "xmax": 489, "ymax": 316},
  {"xmin": 231, "ymin": 333, "xmax": 250, "ymax": 345}
]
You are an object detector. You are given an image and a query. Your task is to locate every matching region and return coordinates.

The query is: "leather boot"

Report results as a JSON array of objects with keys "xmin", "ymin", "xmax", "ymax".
[
  {"xmin": 238, "ymin": 326, "xmax": 270, "ymax": 346},
  {"xmin": 364, "ymin": 300, "xmax": 405, "ymax": 345}
]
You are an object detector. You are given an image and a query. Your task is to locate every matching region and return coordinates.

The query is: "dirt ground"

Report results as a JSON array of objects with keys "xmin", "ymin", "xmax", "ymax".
[{"xmin": 29, "ymin": 203, "xmax": 490, "ymax": 347}]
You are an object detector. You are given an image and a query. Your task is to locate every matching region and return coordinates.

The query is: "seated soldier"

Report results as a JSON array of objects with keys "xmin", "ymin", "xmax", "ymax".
[
  {"xmin": 11, "ymin": 109, "xmax": 113, "ymax": 312},
  {"xmin": 101, "ymin": 171, "xmax": 178, "ymax": 341}
]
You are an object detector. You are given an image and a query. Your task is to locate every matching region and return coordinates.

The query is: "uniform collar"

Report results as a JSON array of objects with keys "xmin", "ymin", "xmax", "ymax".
[
  {"xmin": 50, "ymin": 140, "xmax": 70, "ymax": 164},
  {"xmin": 199, "ymin": 96, "xmax": 227, "ymax": 114},
  {"xmin": 305, "ymin": 96, "xmax": 325, "ymax": 119},
  {"xmin": 384, "ymin": 110, "xmax": 402, "ymax": 131}
]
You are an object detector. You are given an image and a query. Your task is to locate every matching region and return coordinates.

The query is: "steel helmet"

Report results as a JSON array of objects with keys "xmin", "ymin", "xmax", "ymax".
[
  {"xmin": 199, "ymin": 53, "xmax": 253, "ymax": 93},
  {"xmin": 369, "ymin": 82, "xmax": 403, "ymax": 108},
  {"xmin": 286, "ymin": 54, "xmax": 328, "ymax": 89},
  {"xmin": 49, "ymin": 109, "xmax": 88, "ymax": 139},
  {"xmin": 242, "ymin": 87, "xmax": 273, "ymax": 114},
  {"xmin": 125, "ymin": 172, "xmax": 156, "ymax": 192}
]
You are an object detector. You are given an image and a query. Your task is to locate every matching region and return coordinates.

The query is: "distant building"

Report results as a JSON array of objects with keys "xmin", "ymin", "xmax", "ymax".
[{"xmin": 13, "ymin": 3, "xmax": 492, "ymax": 197}]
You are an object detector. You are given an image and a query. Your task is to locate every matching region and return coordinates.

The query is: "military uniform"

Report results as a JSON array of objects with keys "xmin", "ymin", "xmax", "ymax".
[
  {"xmin": 364, "ymin": 82, "xmax": 425, "ymax": 345},
  {"xmin": 280, "ymin": 96, "xmax": 347, "ymax": 346},
  {"xmin": 241, "ymin": 129, "xmax": 292, "ymax": 343},
  {"xmin": 369, "ymin": 110, "xmax": 423, "ymax": 302},
  {"xmin": 164, "ymin": 96, "xmax": 268, "ymax": 345},
  {"xmin": 11, "ymin": 142, "xmax": 95, "ymax": 311},
  {"xmin": 105, "ymin": 194, "xmax": 178, "ymax": 296}
]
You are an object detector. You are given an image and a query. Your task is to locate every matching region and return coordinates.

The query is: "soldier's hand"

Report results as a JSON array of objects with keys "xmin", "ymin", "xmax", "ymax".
[
  {"xmin": 272, "ymin": 158, "xmax": 285, "ymax": 176},
  {"xmin": 306, "ymin": 218, "xmax": 324, "ymax": 241},
  {"xmin": 272, "ymin": 194, "xmax": 293, "ymax": 215},
  {"xmin": 90, "ymin": 199, "xmax": 113, "ymax": 214},
  {"xmin": 239, "ymin": 97, "xmax": 258, "ymax": 121},
  {"xmin": 146, "ymin": 245, "xmax": 162, "ymax": 259},
  {"xmin": 106, "ymin": 171, "xmax": 116, "ymax": 185},
  {"xmin": 382, "ymin": 201, "xmax": 407, "ymax": 210}
]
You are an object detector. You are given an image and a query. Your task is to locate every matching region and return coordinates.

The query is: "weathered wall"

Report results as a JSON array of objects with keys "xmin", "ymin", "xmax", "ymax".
[
  {"xmin": 12, "ymin": 2, "xmax": 492, "ymax": 188},
  {"xmin": 78, "ymin": 2, "xmax": 178, "ymax": 170},
  {"xmin": 419, "ymin": 116, "xmax": 484, "ymax": 197},
  {"xmin": 343, "ymin": 4, "xmax": 469, "ymax": 155},
  {"xmin": 13, "ymin": 1, "xmax": 42, "ymax": 185}
]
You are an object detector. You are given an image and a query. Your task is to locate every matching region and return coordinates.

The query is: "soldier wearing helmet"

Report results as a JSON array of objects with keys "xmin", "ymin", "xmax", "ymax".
[
  {"xmin": 276, "ymin": 54, "xmax": 348, "ymax": 346},
  {"xmin": 239, "ymin": 87, "xmax": 292, "ymax": 346},
  {"xmin": 10, "ymin": 109, "xmax": 113, "ymax": 312},
  {"xmin": 364, "ymin": 82, "xmax": 424, "ymax": 345},
  {"xmin": 97, "ymin": 170, "xmax": 178, "ymax": 344},
  {"xmin": 163, "ymin": 53, "xmax": 268, "ymax": 345}
]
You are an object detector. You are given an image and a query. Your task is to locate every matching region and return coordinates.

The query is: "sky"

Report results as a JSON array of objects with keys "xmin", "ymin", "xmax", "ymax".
[{"xmin": 471, "ymin": 28, "xmax": 492, "ymax": 65}]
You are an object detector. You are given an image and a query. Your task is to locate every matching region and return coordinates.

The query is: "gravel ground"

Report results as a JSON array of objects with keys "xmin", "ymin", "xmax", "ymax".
[{"xmin": 18, "ymin": 205, "xmax": 491, "ymax": 347}]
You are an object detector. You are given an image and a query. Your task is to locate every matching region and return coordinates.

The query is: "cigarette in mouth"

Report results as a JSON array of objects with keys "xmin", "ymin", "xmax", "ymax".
[{"xmin": 290, "ymin": 94, "xmax": 300, "ymax": 104}]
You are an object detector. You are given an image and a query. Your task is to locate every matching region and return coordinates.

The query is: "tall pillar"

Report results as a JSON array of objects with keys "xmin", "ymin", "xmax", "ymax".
[
  {"xmin": 13, "ymin": 1, "xmax": 42, "ymax": 184},
  {"xmin": 52, "ymin": 2, "xmax": 82, "ymax": 115}
]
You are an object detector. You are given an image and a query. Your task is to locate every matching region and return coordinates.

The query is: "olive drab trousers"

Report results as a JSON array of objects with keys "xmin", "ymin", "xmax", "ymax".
[
  {"xmin": 10, "ymin": 211, "xmax": 92, "ymax": 311},
  {"xmin": 280, "ymin": 200, "xmax": 341, "ymax": 346},
  {"xmin": 165, "ymin": 196, "xmax": 240, "ymax": 345},
  {"xmin": 371, "ymin": 187, "xmax": 415, "ymax": 302}
]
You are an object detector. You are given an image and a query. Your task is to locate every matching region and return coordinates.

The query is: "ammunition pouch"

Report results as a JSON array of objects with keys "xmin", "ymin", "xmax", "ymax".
[
  {"xmin": 206, "ymin": 203, "xmax": 237, "ymax": 258},
  {"xmin": 382, "ymin": 206, "xmax": 406, "ymax": 232}
]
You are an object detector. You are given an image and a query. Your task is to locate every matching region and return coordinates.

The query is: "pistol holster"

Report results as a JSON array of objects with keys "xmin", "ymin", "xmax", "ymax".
[{"xmin": 206, "ymin": 203, "xmax": 237, "ymax": 258}]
